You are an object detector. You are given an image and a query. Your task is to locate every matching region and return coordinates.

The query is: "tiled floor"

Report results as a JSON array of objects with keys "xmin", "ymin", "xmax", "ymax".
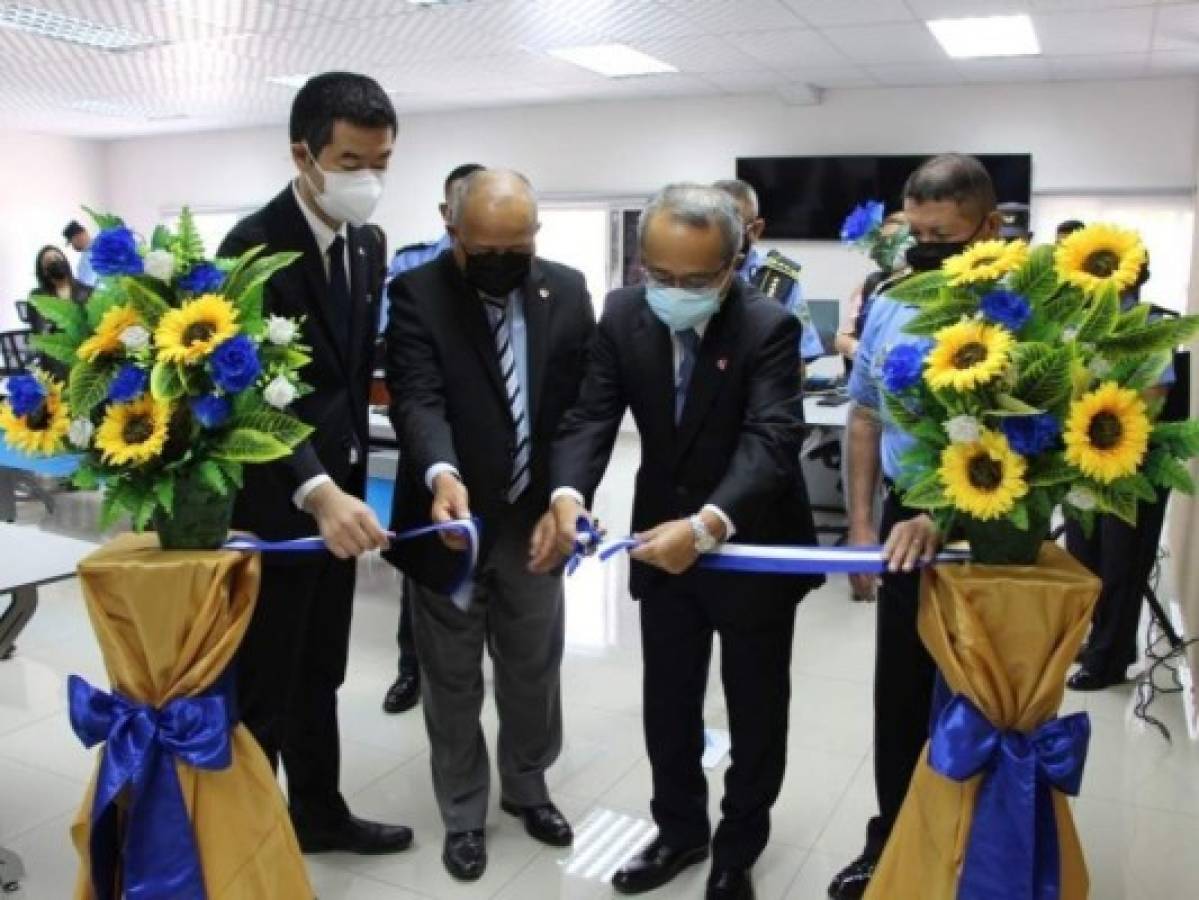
[{"xmin": 3, "ymin": 436, "xmax": 1199, "ymax": 899}]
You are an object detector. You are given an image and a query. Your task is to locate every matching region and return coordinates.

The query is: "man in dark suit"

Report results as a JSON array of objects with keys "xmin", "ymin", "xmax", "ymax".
[
  {"xmin": 384, "ymin": 169, "xmax": 595, "ymax": 882},
  {"xmin": 218, "ymin": 71, "xmax": 412, "ymax": 856},
  {"xmin": 550, "ymin": 184, "xmax": 822, "ymax": 900}
]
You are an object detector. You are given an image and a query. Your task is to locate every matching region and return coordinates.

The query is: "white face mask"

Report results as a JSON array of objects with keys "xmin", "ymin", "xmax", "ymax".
[{"xmin": 305, "ymin": 146, "xmax": 385, "ymax": 226}]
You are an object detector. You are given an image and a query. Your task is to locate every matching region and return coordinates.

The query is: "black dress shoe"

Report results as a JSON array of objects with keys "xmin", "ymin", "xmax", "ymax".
[
  {"xmin": 293, "ymin": 814, "xmax": 413, "ymax": 855},
  {"xmin": 382, "ymin": 668, "xmax": 420, "ymax": 714},
  {"xmin": 501, "ymin": 799, "xmax": 573, "ymax": 847},
  {"xmin": 443, "ymin": 830, "xmax": 487, "ymax": 881},
  {"xmin": 1067, "ymin": 665, "xmax": 1127, "ymax": 692},
  {"xmin": 708, "ymin": 867, "xmax": 754, "ymax": 899},
  {"xmin": 611, "ymin": 838, "xmax": 709, "ymax": 895},
  {"xmin": 828, "ymin": 853, "xmax": 876, "ymax": 900}
]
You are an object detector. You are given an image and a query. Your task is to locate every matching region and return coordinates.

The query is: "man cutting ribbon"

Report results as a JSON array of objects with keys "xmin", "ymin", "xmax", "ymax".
[{"xmin": 548, "ymin": 183, "xmax": 823, "ymax": 900}]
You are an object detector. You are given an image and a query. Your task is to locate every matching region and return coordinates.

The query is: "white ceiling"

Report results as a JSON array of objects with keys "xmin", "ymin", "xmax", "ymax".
[{"xmin": 1, "ymin": 0, "xmax": 1198, "ymax": 139}]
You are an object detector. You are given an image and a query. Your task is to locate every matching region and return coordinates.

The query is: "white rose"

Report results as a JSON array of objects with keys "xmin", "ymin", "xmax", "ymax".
[
  {"xmin": 143, "ymin": 249, "xmax": 175, "ymax": 283},
  {"xmin": 119, "ymin": 325, "xmax": 150, "ymax": 352},
  {"xmin": 68, "ymin": 418, "xmax": 94, "ymax": 449},
  {"xmin": 944, "ymin": 415, "xmax": 982, "ymax": 445},
  {"xmin": 263, "ymin": 375, "xmax": 297, "ymax": 409},
  {"xmin": 266, "ymin": 315, "xmax": 299, "ymax": 346},
  {"xmin": 1066, "ymin": 486, "xmax": 1097, "ymax": 511}
]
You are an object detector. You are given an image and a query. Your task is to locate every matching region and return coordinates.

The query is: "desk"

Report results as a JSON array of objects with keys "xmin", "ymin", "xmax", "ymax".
[
  {"xmin": 802, "ymin": 394, "xmax": 850, "ymax": 542},
  {"xmin": 0, "ymin": 438, "xmax": 79, "ymax": 521},
  {"xmin": 0, "ymin": 522, "xmax": 96, "ymax": 894},
  {"xmin": 803, "ymin": 393, "xmax": 851, "ymax": 429}
]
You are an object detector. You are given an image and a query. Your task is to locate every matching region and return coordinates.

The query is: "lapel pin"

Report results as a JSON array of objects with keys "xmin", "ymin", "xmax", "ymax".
[
  {"xmin": 539, "ymin": 287, "xmax": 550, "ymax": 300},
  {"xmin": 717, "ymin": 358, "xmax": 728, "ymax": 371},
  {"xmin": 357, "ymin": 247, "xmax": 366, "ymax": 256}
]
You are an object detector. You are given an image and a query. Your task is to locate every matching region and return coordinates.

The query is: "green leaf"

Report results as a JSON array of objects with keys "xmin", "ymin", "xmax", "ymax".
[
  {"xmin": 1026, "ymin": 456, "xmax": 1077, "ymax": 487},
  {"xmin": 83, "ymin": 205, "xmax": 124, "ymax": 230},
  {"xmin": 173, "ymin": 207, "xmax": 207, "ymax": 270},
  {"xmin": 218, "ymin": 459, "xmax": 244, "ymax": 489},
  {"xmin": 1151, "ymin": 420, "xmax": 1199, "ymax": 458},
  {"xmin": 1076, "ymin": 282, "xmax": 1120, "ymax": 343},
  {"xmin": 30, "ymin": 332, "xmax": 80, "ymax": 365},
  {"xmin": 1144, "ymin": 449, "xmax": 1196, "ymax": 494},
  {"xmin": 85, "ymin": 284, "xmax": 122, "ymax": 329},
  {"xmin": 886, "ymin": 270, "xmax": 950, "ymax": 307},
  {"xmin": 1009, "ymin": 244, "xmax": 1059, "ymax": 308},
  {"xmin": 197, "ymin": 460, "xmax": 230, "ymax": 496},
  {"xmin": 222, "ymin": 250, "xmax": 301, "ymax": 311},
  {"xmin": 883, "ymin": 392, "xmax": 924, "ymax": 433},
  {"xmin": 1010, "ymin": 501, "xmax": 1030, "ymax": 531},
  {"xmin": 1044, "ymin": 285, "xmax": 1087, "ymax": 326},
  {"xmin": 899, "ymin": 473, "xmax": 950, "ymax": 510},
  {"xmin": 902, "ymin": 296, "xmax": 979, "ymax": 336},
  {"xmin": 1120, "ymin": 472, "xmax": 1158, "ymax": 503},
  {"xmin": 1013, "ymin": 345, "xmax": 1072, "ymax": 412},
  {"xmin": 29, "ymin": 293, "xmax": 87, "ymax": 339},
  {"xmin": 122, "ymin": 276, "xmax": 171, "ymax": 325},
  {"xmin": 71, "ymin": 466, "xmax": 101, "ymax": 491},
  {"xmin": 229, "ymin": 410, "xmax": 313, "ymax": 448},
  {"xmin": 1113, "ymin": 302, "xmax": 1152, "ymax": 334},
  {"xmin": 1093, "ymin": 482, "xmax": 1139, "ymax": 526},
  {"xmin": 995, "ymin": 394, "xmax": 1041, "ymax": 415},
  {"xmin": 236, "ymin": 282, "xmax": 265, "ymax": 336},
  {"xmin": 1097, "ymin": 315, "xmax": 1199, "ymax": 356},
  {"xmin": 210, "ymin": 427, "xmax": 292, "ymax": 463},
  {"xmin": 1027, "ymin": 488, "xmax": 1054, "ymax": 521},
  {"xmin": 153, "ymin": 477, "xmax": 175, "ymax": 516},
  {"xmin": 1106, "ymin": 351, "xmax": 1171, "ymax": 391},
  {"xmin": 150, "ymin": 224, "xmax": 172, "ymax": 251},
  {"xmin": 150, "ymin": 359, "xmax": 184, "ymax": 401},
  {"xmin": 68, "ymin": 361, "xmax": 114, "ymax": 417}
]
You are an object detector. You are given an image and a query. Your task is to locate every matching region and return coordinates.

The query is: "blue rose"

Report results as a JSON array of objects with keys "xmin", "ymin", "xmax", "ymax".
[
  {"xmin": 841, "ymin": 200, "xmax": 885, "ymax": 244},
  {"xmin": 980, "ymin": 290, "xmax": 1032, "ymax": 332},
  {"xmin": 190, "ymin": 394, "xmax": 230, "ymax": 429},
  {"xmin": 6, "ymin": 374, "xmax": 46, "ymax": 417},
  {"xmin": 210, "ymin": 335, "xmax": 261, "ymax": 393},
  {"xmin": 1001, "ymin": 413, "xmax": 1061, "ymax": 456},
  {"xmin": 882, "ymin": 341, "xmax": 931, "ymax": 393},
  {"xmin": 107, "ymin": 364, "xmax": 148, "ymax": 403},
  {"xmin": 179, "ymin": 262, "xmax": 225, "ymax": 294},
  {"xmin": 89, "ymin": 226, "xmax": 144, "ymax": 276}
]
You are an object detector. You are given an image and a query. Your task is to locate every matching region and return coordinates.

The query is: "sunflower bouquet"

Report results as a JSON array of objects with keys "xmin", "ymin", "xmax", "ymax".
[
  {"xmin": 0, "ymin": 208, "xmax": 312, "ymax": 545},
  {"xmin": 880, "ymin": 223, "xmax": 1199, "ymax": 563}
]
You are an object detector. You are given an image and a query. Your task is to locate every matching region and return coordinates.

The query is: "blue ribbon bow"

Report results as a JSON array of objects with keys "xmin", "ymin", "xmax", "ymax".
[
  {"xmin": 928, "ymin": 693, "xmax": 1090, "ymax": 900},
  {"xmin": 68, "ymin": 673, "xmax": 238, "ymax": 900}
]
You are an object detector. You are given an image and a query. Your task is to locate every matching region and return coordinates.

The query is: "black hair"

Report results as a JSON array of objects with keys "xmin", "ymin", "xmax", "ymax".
[
  {"xmin": 444, "ymin": 163, "xmax": 485, "ymax": 195},
  {"xmin": 903, "ymin": 153, "xmax": 997, "ymax": 219},
  {"xmin": 289, "ymin": 72, "xmax": 397, "ymax": 156},
  {"xmin": 1056, "ymin": 219, "xmax": 1085, "ymax": 237},
  {"xmin": 35, "ymin": 244, "xmax": 70, "ymax": 293}
]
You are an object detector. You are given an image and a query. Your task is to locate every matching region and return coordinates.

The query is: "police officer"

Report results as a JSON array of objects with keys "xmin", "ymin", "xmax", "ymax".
[
  {"xmin": 381, "ymin": 162, "xmax": 485, "ymax": 715},
  {"xmin": 713, "ymin": 180, "xmax": 824, "ymax": 365}
]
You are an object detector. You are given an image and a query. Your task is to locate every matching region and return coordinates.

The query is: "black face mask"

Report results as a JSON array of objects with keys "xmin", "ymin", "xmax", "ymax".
[
  {"xmin": 43, "ymin": 259, "xmax": 70, "ymax": 281},
  {"xmin": 905, "ymin": 217, "xmax": 987, "ymax": 272},
  {"xmin": 463, "ymin": 250, "xmax": 532, "ymax": 297}
]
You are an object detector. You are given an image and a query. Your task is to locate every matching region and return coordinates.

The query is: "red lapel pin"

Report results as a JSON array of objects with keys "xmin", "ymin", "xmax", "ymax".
[{"xmin": 717, "ymin": 358, "xmax": 728, "ymax": 371}]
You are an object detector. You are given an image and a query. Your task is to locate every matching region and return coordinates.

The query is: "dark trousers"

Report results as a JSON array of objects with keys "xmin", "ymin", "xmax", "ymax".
[
  {"xmin": 236, "ymin": 555, "xmax": 356, "ymax": 825},
  {"xmin": 863, "ymin": 491, "xmax": 936, "ymax": 860},
  {"xmin": 1065, "ymin": 493, "xmax": 1169, "ymax": 680},
  {"xmin": 396, "ymin": 576, "xmax": 419, "ymax": 674},
  {"xmin": 640, "ymin": 584, "xmax": 798, "ymax": 870}
]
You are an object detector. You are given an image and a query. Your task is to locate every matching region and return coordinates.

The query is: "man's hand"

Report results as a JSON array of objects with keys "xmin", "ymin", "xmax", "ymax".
[
  {"xmin": 550, "ymin": 493, "xmax": 589, "ymax": 558},
  {"xmin": 848, "ymin": 520, "xmax": 880, "ymax": 600},
  {"xmin": 431, "ymin": 471, "xmax": 471, "ymax": 550},
  {"xmin": 528, "ymin": 510, "xmax": 564, "ymax": 574},
  {"xmin": 305, "ymin": 482, "xmax": 389, "ymax": 560},
  {"xmin": 630, "ymin": 519, "xmax": 699, "ymax": 575},
  {"xmin": 882, "ymin": 513, "xmax": 940, "ymax": 573}
]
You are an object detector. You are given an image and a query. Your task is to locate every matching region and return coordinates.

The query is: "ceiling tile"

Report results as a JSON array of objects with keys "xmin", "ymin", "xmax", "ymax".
[
  {"xmin": 630, "ymin": 34, "xmax": 764, "ymax": 73},
  {"xmin": 1153, "ymin": 3, "xmax": 1199, "ymax": 52},
  {"xmin": 1033, "ymin": 8, "xmax": 1156, "ymax": 56},
  {"xmin": 863, "ymin": 62, "xmax": 966, "ymax": 87},
  {"xmin": 774, "ymin": 65, "xmax": 874, "ymax": 88},
  {"xmin": 781, "ymin": 0, "xmax": 914, "ymax": 28},
  {"xmin": 904, "ymin": 1, "xmax": 1034, "ymax": 17},
  {"xmin": 822, "ymin": 22, "xmax": 948, "ymax": 65},
  {"xmin": 658, "ymin": 0, "xmax": 805, "ymax": 33},
  {"xmin": 956, "ymin": 56, "xmax": 1053, "ymax": 84},
  {"xmin": 1027, "ymin": 0, "xmax": 1155, "ymax": 10},
  {"xmin": 1049, "ymin": 53, "xmax": 1149, "ymax": 80},
  {"xmin": 724, "ymin": 28, "xmax": 849, "ymax": 69}
]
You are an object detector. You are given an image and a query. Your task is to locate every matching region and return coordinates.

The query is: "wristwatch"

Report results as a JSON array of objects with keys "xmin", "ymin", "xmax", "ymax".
[{"xmin": 689, "ymin": 514, "xmax": 719, "ymax": 553}]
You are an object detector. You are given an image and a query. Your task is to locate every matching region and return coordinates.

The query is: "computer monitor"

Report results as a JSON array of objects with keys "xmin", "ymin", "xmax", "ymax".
[{"xmin": 807, "ymin": 299, "xmax": 841, "ymax": 357}]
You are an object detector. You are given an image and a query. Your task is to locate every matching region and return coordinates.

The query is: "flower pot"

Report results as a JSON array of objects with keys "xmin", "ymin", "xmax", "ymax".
[
  {"xmin": 959, "ymin": 512, "xmax": 1050, "ymax": 566},
  {"xmin": 153, "ymin": 471, "xmax": 233, "ymax": 550}
]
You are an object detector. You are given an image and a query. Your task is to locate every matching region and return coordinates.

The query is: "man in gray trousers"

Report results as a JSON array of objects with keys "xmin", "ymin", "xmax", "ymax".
[{"xmin": 382, "ymin": 169, "xmax": 596, "ymax": 882}]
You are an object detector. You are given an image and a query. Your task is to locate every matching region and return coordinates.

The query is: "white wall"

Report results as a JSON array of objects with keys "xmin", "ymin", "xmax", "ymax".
[
  {"xmin": 0, "ymin": 131, "xmax": 107, "ymax": 329},
  {"xmin": 101, "ymin": 77, "xmax": 1199, "ymax": 305}
]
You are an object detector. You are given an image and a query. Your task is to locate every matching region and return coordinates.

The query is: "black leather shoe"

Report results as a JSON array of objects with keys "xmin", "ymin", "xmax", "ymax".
[
  {"xmin": 708, "ymin": 867, "xmax": 754, "ymax": 899},
  {"xmin": 1067, "ymin": 665, "xmax": 1126, "ymax": 692},
  {"xmin": 382, "ymin": 668, "xmax": 420, "ymax": 714},
  {"xmin": 501, "ymin": 799, "xmax": 573, "ymax": 847},
  {"xmin": 828, "ymin": 853, "xmax": 876, "ymax": 899},
  {"xmin": 294, "ymin": 814, "xmax": 413, "ymax": 855},
  {"xmin": 611, "ymin": 838, "xmax": 709, "ymax": 895},
  {"xmin": 443, "ymin": 830, "xmax": 487, "ymax": 881}
]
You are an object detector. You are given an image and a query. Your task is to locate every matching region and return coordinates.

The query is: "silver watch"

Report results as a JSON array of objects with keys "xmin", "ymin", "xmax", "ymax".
[{"xmin": 689, "ymin": 514, "xmax": 719, "ymax": 553}]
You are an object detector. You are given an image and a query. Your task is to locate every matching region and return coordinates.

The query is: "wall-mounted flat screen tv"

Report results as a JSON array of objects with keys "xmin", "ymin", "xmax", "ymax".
[{"xmin": 735, "ymin": 154, "xmax": 1032, "ymax": 240}]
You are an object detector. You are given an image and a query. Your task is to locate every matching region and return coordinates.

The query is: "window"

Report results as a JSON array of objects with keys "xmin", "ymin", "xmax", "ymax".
[
  {"xmin": 537, "ymin": 204, "xmax": 611, "ymax": 317},
  {"xmin": 162, "ymin": 208, "xmax": 253, "ymax": 260}
]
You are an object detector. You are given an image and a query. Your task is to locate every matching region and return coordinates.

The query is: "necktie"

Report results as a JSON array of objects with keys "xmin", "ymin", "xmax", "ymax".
[
  {"xmin": 327, "ymin": 235, "xmax": 351, "ymax": 354},
  {"xmin": 675, "ymin": 328, "xmax": 700, "ymax": 423},
  {"xmin": 485, "ymin": 297, "xmax": 531, "ymax": 502}
]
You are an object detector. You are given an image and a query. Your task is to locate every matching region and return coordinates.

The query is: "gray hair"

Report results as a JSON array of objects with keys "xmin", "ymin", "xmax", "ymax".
[
  {"xmin": 447, "ymin": 168, "xmax": 536, "ymax": 226},
  {"xmin": 712, "ymin": 178, "xmax": 759, "ymax": 217},
  {"xmin": 638, "ymin": 183, "xmax": 744, "ymax": 265}
]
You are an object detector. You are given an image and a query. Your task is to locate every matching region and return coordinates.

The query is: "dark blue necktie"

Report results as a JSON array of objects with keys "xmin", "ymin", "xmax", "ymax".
[
  {"xmin": 328, "ymin": 235, "xmax": 351, "ymax": 354},
  {"xmin": 675, "ymin": 328, "xmax": 700, "ymax": 423}
]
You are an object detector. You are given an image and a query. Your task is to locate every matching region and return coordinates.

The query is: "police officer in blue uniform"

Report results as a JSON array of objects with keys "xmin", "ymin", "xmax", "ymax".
[
  {"xmin": 713, "ymin": 180, "xmax": 824, "ymax": 365},
  {"xmin": 382, "ymin": 162, "xmax": 485, "ymax": 715}
]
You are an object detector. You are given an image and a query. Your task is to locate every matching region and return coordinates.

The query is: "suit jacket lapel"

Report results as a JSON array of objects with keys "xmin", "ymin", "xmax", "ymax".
[
  {"xmin": 523, "ymin": 262, "xmax": 551, "ymax": 427},
  {"xmin": 633, "ymin": 294, "xmax": 677, "ymax": 450},
  {"xmin": 675, "ymin": 285, "xmax": 743, "ymax": 461},
  {"xmin": 443, "ymin": 255, "xmax": 509, "ymax": 413},
  {"xmin": 347, "ymin": 224, "xmax": 370, "ymax": 370}
]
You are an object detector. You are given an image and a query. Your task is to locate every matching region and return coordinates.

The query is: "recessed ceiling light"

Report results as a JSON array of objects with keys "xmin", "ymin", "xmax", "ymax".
[
  {"xmin": 267, "ymin": 73, "xmax": 312, "ymax": 89},
  {"xmin": 0, "ymin": 3, "xmax": 162, "ymax": 52},
  {"xmin": 547, "ymin": 43, "xmax": 677, "ymax": 78},
  {"xmin": 926, "ymin": 14, "xmax": 1040, "ymax": 59}
]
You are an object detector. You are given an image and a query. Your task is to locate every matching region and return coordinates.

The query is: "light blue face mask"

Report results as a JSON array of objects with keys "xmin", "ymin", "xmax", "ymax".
[{"xmin": 645, "ymin": 282, "xmax": 723, "ymax": 332}]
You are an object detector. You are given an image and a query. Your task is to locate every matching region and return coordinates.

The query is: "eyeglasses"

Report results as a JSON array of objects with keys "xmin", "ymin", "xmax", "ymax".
[{"xmin": 644, "ymin": 265, "xmax": 731, "ymax": 292}]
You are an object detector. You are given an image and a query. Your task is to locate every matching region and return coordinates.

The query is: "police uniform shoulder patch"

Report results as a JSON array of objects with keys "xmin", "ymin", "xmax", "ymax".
[
  {"xmin": 750, "ymin": 249, "xmax": 803, "ymax": 303},
  {"xmin": 395, "ymin": 240, "xmax": 436, "ymax": 256}
]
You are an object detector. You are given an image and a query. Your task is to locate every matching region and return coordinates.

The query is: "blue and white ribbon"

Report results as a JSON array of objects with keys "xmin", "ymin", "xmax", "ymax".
[{"xmin": 223, "ymin": 518, "xmax": 480, "ymax": 611}]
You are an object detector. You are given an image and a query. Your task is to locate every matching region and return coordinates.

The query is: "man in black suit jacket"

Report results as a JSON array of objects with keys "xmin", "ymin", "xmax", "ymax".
[
  {"xmin": 383, "ymin": 170, "xmax": 594, "ymax": 882},
  {"xmin": 550, "ymin": 184, "xmax": 822, "ymax": 900},
  {"xmin": 217, "ymin": 72, "xmax": 411, "ymax": 856}
]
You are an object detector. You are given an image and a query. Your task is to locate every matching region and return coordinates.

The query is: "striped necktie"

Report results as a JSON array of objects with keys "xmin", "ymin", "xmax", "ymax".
[
  {"xmin": 675, "ymin": 328, "xmax": 700, "ymax": 423},
  {"xmin": 484, "ymin": 296, "xmax": 531, "ymax": 502}
]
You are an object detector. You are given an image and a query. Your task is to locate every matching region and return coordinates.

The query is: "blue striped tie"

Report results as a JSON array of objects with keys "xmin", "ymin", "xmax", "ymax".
[
  {"xmin": 675, "ymin": 328, "xmax": 700, "ymax": 423},
  {"xmin": 485, "ymin": 297, "xmax": 531, "ymax": 502}
]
